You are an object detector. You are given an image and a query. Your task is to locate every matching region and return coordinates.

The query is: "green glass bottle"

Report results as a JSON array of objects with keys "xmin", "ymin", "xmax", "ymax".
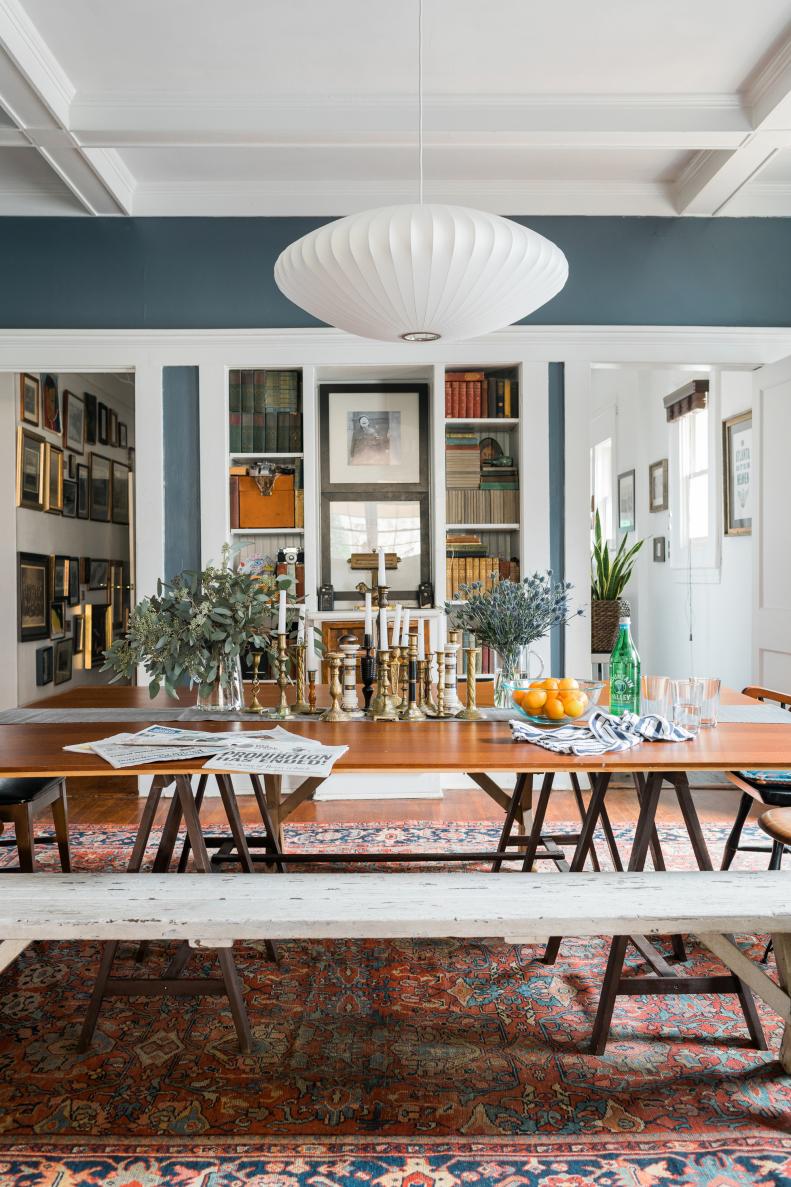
[{"xmin": 609, "ymin": 616, "xmax": 641, "ymax": 715}]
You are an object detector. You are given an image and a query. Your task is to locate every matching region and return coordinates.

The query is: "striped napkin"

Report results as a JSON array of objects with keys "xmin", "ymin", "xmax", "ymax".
[{"xmin": 510, "ymin": 707, "xmax": 693, "ymax": 756}]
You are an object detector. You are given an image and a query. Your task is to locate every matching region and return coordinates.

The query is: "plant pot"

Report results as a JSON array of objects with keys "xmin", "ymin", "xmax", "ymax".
[{"xmin": 590, "ymin": 598, "xmax": 630, "ymax": 654}]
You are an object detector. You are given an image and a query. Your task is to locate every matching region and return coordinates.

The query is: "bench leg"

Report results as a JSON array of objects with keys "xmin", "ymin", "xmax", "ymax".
[
  {"xmin": 0, "ymin": 939, "xmax": 30, "ymax": 976},
  {"xmin": 772, "ymin": 934, "xmax": 791, "ymax": 1073},
  {"xmin": 78, "ymin": 940, "xmax": 120, "ymax": 1052}
]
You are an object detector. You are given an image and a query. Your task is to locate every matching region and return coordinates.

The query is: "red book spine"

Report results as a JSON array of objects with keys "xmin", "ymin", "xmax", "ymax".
[
  {"xmin": 459, "ymin": 382, "xmax": 468, "ymax": 418},
  {"xmin": 445, "ymin": 381, "xmax": 452, "ymax": 417},
  {"xmin": 451, "ymin": 381, "xmax": 460, "ymax": 418}
]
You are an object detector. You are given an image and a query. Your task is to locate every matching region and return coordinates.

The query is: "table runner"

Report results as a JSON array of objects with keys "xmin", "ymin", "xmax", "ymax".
[{"xmin": 0, "ymin": 706, "xmax": 516, "ymax": 725}]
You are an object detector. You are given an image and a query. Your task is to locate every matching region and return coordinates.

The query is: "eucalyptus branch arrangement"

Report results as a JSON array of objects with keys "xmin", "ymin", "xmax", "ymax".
[
  {"xmin": 103, "ymin": 546, "xmax": 291, "ymax": 699},
  {"xmin": 447, "ymin": 572, "xmax": 582, "ymax": 656},
  {"xmin": 591, "ymin": 508, "xmax": 643, "ymax": 600}
]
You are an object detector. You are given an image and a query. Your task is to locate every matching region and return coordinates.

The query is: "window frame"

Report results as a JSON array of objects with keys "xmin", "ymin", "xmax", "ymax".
[{"xmin": 669, "ymin": 372, "xmax": 721, "ymax": 582}]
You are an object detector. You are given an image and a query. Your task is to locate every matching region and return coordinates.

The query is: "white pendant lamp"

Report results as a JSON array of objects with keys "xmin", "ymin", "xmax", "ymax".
[{"xmin": 274, "ymin": 2, "xmax": 568, "ymax": 343}]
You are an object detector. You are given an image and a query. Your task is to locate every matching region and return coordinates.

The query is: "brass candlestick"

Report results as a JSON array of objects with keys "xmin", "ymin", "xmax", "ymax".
[
  {"xmin": 371, "ymin": 648, "xmax": 399, "ymax": 720},
  {"xmin": 435, "ymin": 651, "xmax": 447, "ymax": 718},
  {"xmin": 400, "ymin": 635, "xmax": 425, "ymax": 721},
  {"xmin": 292, "ymin": 640, "xmax": 311, "ymax": 715},
  {"xmin": 422, "ymin": 654, "xmax": 438, "ymax": 716},
  {"xmin": 270, "ymin": 633, "xmax": 292, "ymax": 719},
  {"xmin": 321, "ymin": 651, "xmax": 348, "ymax": 722},
  {"xmin": 377, "ymin": 584, "xmax": 389, "ymax": 612},
  {"xmin": 459, "ymin": 645, "xmax": 483, "ymax": 720},
  {"xmin": 307, "ymin": 667, "xmax": 319, "ymax": 714},
  {"xmin": 389, "ymin": 644, "xmax": 403, "ymax": 707},
  {"xmin": 246, "ymin": 651, "xmax": 267, "ymax": 715}
]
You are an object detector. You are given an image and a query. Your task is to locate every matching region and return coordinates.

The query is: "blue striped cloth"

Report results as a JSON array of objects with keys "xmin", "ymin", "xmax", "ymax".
[{"xmin": 510, "ymin": 707, "xmax": 694, "ymax": 756}]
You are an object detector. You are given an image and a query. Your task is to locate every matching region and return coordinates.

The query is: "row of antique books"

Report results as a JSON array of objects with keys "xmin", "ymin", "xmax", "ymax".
[
  {"xmin": 446, "ymin": 488, "xmax": 520, "ymax": 523},
  {"xmin": 446, "ymin": 544, "xmax": 520, "ymax": 599},
  {"xmin": 229, "ymin": 369, "xmax": 302, "ymax": 453},
  {"xmin": 445, "ymin": 371, "xmax": 519, "ymax": 419}
]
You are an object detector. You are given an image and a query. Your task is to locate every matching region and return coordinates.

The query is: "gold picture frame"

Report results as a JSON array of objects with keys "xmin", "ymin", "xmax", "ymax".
[
  {"xmin": 19, "ymin": 373, "xmax": 40, "ymax": 425},
  {"xmin": 44, "ymin": 443, "xmax": 64, "ymax": 513},
  {"xmin": 723, "ymin": 411, "xmax": 752, "ymax": 536},
  {"xmin": 16, "ymin": 427, "xmax": 46, "ymax": 511}
]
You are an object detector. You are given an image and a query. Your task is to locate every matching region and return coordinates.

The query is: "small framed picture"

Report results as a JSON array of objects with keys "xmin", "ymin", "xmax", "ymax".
[
  {"xmin": 72, "ymin": 612, "xmax": 85, "ymax": 655},
  {"xmin": 111, "ymin": 461, "xmax": 130, "ymax": 524},
  {"xmin": 16, "ymin": 427, "xmax": 46, "ymax": 511},
  {"xmin": 44, "ymin": 443, "xmax": 64, "ymax": 513},
  {"xmin": 617, "ymin": 469, "xmax": 636, "ymax": 532},
  {"xmin": 20, "ymin": 374, "xmax": 40, "ymax": 425},
  {"xmin": 86, "ymin": 603, "xmax": 112, "ymax": 668},
  {"xmin": 68, "ymin": 555, "xmax": 80, "ymax": 605},
  {"xmin": 322, "ymin": 384, "xmax": 428, "ymax": 490},
  {"xmin": 653, "ymin": 536, "xmax": 667, "ymax": 563},
  {"xmin": 76, "ymin": 463, "xmax": 90, "ymax": 519},
  {"xmin": 118, "ymin": 422, "xmax": 128, "ymax": 448},
  {"xmin": 41, "ymin": 374, "xmax": 61, "ymax": 434},
  {"xmin": 18, "ymin": 552, "xmax": 50, "ymax": 641},
  {"xmin": 67, "ymin": 453, "xmax": 76, "ymax": 479},
  {"xmin": 723, "ymin": 411, "xmax": 752, "ymax": 536},
  {"xmin": 63, "ymin": 478, "xmax": 77, "ymax": 518},
  {"xmin": 50, "ymin": 599, "xmax": 66, "ymax": 640},
  {"xmin": 98, "ymin": 403, "xmax": 109, "ymax": 445},
  {"xmin": 648, "ymin": 458, "xmax": 668, "ymax": 513},
  {"xmin": 51, "ymin": 555, "xmax": 70, "ymax": 600},
  {"xmin": 88, "ymin": 558, "xmax": 109, "ymax": 591},
  {"xmin": 36, "ymin": 645, "xmax": 53, "ymax": 686},
  {"xmin": 54, "ymin": 638, "xmax": 73, "ymax": 685},
  {"xmin": 108, "ymin": 408, "xmax": 118, "ymax": 447},
  {"xmin": 84, "ymin": 392, "xmax": 97, "ymax": 445},
  {"xmin": 62, "ymin": 390, "xmax": 85, "ymax": 454},
  {"xmin": 90, "ymin": 454, "xmax": 112, "ymax": 521}
]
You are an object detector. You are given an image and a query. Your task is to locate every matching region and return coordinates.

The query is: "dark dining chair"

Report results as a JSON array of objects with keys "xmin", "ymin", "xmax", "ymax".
[
  {"xmin": 721, "ymin": 686, "xmax": 791, "ymax": 870},
  {"xmin": 0, "ymin": 777, "xmax": 71, "ymax": 872}
]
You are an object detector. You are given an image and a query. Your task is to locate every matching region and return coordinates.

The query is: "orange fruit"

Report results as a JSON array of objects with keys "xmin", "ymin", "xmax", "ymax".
[
  {"xmin": 542, "ymin": 678, "xmax": 559, "ymax": 690},
  {"xmin": 529, "ymin": 680, "xmax": 545, "ymax": 689},
  {"xmin": 511, "ymin": 689, "xmax": 527, "ymax": 706},
  {"xmin": 545, "ymin": 696, "xmax": 566, "ymax": 720},
  {"xmin": 563, "ymin": 695, "xmax": 586, "ymax": 719},
  {"xmin": 524, "ymin": 688, "xmax": 548, "ymax": 713},
  {"xmin": 575, "ymin": 691, "xmax": 589, "ymax": 710},
  {"xmin": 558, "ymin": 677, "xmax": 579, "ymax": 690}
]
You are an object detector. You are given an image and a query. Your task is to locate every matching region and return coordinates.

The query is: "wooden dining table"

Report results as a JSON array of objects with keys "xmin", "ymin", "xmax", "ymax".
[{"xmin": 3, "ymin": 681, "xmax": 791, "ymax": 1055}]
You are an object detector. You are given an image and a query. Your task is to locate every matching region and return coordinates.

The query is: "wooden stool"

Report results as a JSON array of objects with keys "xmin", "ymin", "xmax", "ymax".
[
  {"xmin": 758, "ymin": 807, "xmax": 791, "ymax": 870},
  {"xmin": 0, "ymin": 778, "xmax": 70, "ymax": 872}
]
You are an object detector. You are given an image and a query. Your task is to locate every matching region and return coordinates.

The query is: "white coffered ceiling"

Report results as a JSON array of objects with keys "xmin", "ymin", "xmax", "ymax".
[{"xmin": 1, "ymin": 0, "xmax": 791, "ymax": 217}]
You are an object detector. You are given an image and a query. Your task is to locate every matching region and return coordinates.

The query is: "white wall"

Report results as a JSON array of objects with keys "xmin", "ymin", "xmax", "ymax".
[
  {"xmin": 8, "ymin": 372, "xmax": 135, "ymax": 706},
  {"xmin": 590, "ymin": 365, "xmax": 754, "ymax": 688}
]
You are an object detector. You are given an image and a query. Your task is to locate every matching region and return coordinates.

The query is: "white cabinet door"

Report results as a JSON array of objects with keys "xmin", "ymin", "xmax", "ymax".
[{"xmin": 753, "ymin": 355, "xmax": 791, "ymax": 691}]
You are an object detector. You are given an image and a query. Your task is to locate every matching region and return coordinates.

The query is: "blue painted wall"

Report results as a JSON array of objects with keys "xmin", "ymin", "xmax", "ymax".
[
  {"xmin": 1, "ymin": 216, "xmax": 791, "ymax": 328},
  {"xmin": 162, "ymin": 366, "xmax": 201, "ymax": 581}
]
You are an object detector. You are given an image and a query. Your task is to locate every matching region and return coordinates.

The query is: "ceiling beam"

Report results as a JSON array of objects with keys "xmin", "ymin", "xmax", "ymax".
[{"xmin": 0, "ymin": 0, "xmax": 134, "ymax": 214}]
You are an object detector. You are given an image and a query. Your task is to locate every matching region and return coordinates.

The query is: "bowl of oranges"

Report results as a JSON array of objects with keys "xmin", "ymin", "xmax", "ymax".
[{"xmin": 509, "ymin": 677, "xmax": 604, "ymax": 725}]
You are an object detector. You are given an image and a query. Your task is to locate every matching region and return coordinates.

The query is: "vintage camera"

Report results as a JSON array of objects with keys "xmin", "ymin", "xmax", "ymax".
[{"xmin": 282, "ymin": 546, "xmax": 299, "ymax": 566}]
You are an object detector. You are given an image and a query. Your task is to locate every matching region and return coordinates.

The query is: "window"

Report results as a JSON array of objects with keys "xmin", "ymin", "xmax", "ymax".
[
  {"xmin": 669, "ymin": 378, "xmax": 720, "ymax": 579},
  {"xmin": 590, "ymin": 436, "xmax": 613, "ymax": 542},
  {"xmin": 678, "ymin": 407, "xmax": 708, "ymax": 544}
]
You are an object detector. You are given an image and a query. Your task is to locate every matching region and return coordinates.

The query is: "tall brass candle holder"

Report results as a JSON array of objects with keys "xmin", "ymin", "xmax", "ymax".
[
  {"xmin": 307, "ymin": 668, "xmax": 319, "ymax": 714},
  {"xmin": 292, "ymin": 640, "xmax": 311, "ymax": 715},
  {"xmin": 246, "ymin": 651, "xmax": 267, "ymax": 715},
  {"xmin": 377, "ymin": 585, "xmax": 389, "ymax": 612},
  {"xmin": 269, "ymin": 633, "xmax": 292, "ymax": 719},
  {"xmin": 320, "ymin": 651, "xmax": 348, "ymax": 722},
  {"xmin": 459, "ymin": 644, "xmax": 483, "ymax": 720},
  {"xmin": 389, "ymin": 644, "xmax": 403, "ymax": 708},
  {"xmin": 400, "ymin": 635, "xmax": 426, "ymax": 721},
  {"xmin": 371, "ymin": 648, "xmax": 400, "ymax": 720},
  {"xmin": 422, "ymin": 654, "xmax": 438, "ymax": 716},
  {"xmin": 435, "ymin": 651, "xmax": 447, "ymax": 718},
  {"xmin": 360, "ymin": 633, "xmax": 377, "ymax": 712}
]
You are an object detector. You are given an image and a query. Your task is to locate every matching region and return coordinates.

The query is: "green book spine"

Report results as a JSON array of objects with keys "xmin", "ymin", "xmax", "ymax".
[
  {"xmin": 253, "ymin": 370, "xmax": 267, "ymax": 452},
  {"xmin": 289, "ymin": 413, "xmax": 302, "ymax": 451},
  {"xmin": 228, "ymin": 369, "xmax": 242, "ymax": 452},
  {"xmin": 277, "ymin": 412, "xmax": 289, "ymax": 452},
  {"xmin": 241, "ymin": 370, "xmax": 255, "ymax": 452},
  {"xmin": 265, "ymin": 411, "xmax": 278, "ymax": 452}
]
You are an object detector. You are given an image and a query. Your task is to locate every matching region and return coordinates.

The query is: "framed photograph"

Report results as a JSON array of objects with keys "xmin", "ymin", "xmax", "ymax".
[
  {"xmin": 653, "ymin": 536, "xmax": 667, "ymax": 563},
  {"xmin": 44, "ymin": 443, "xmax": 64, "ymax": 513},
  {"xmin": 108, "ymin": 408, "xmax": 118, "ymax": 447},
  {"xmin": 54, "ymin": 638, "xmax": 73, "ymax": 685},
  {"xmin": 17, "ymin": 552, "xmax": 50, "ymax": 641},
  {"xmin": 111, "ymin": 461, "xmax": 130, "ymax": 524},
  {"xmin": 617, "ymin": 469, "xmax": 636, "ymax": 532},
  {"xmin": 323, "ymin": 495, "xmax": 429, "ymax": 601},
  {"xmin": 51, "ymin": 554, "xmax": 70, "ymax": 600},
  {"xmin": 72, "ymin": 612, "xmax": 84, "ymax": 654},
  {"xmin": 90, "ymin": 454, "xmax": 112, "ymax": 521},
  {"xmin": 63, "ymin": 478, "xmax": 77, "ymax": 518},
  {"xmin": 36, "ymin": 645, "xmax": 53, "ymax": 686},
  {"xmin": 723, "ymin": 411, "xmax": 752, "ymax": 536},
  {"xmin": 62, "ymin": 390, "xmax": 85, "ymax": 454},
  {"xmin": 109, "ymin": 560, "xmax": 124, "ymax": 628},
  {"xmin": 648, "ymin": 458, "xmax": 668, "ymax": 513},
  {"xmin": 67, "ymin": 454, "xmax": 76, "ymax": 479},
  {"xmin": 16, "ymin": 427, "xmax": 46, "ymax": 511},
  {"xmin": 76, "ymin": 463, "xmax": 90, "ymax": 519},
  {"xmin": 84, "ymin": 392, "xmax": 97, "ymax": 445},
  {"xmin": 68, "ymin": 555, "xmax": 80, "ymax": 605},
  {"xmin": 50, "ymin": 600, "xmax": 66, "ymax": 640},
  {"xmin": 88, "ymin": 558, "xmax": 109, "ymax": 591},
  {"xmin": 41, "ymin": 374, "xmax": 61, "ymax": 434},
  {"xmin": 86, "ymin": 603, "xmax": 112, "ymax": 668},
  {"xmin": 321, "ymin": 384, "xmax": 428, "ymax": 489},
  {"xmin": 98, "ymin": 402, "xmax": 109, "ymax": 445},
  {"xmin": 118, "ymin": 422, "xmax": 128, "ymax": 448},
  {"xmin": 19, "ymin": 373, "xmax": 40, "ymax": 425}
]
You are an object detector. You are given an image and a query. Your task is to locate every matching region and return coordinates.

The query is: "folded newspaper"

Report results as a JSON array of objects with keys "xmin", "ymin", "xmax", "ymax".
[{"xmin": 64, "ymin": 724, "xmax": 346, "ymax": 777}]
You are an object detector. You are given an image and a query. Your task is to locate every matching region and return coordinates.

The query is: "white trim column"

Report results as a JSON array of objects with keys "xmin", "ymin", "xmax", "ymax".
[
  {"xmin": 564, "ymin": 360, "xmax": 593, "ymax": 676},
  {"xmin": 0, "ymin": 374, "xmax": 18, "ymax": 708},
  {"xmin": 198, "ymin": 360, "xmax": 229, "ymax": 566},
  {"xmin": 133, "ymin": 358, "xmax": 164, "ymax": 599}
]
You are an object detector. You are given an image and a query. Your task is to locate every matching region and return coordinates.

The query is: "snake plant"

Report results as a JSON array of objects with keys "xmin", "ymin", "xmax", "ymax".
[{"xmin": 591, "ymin": 509, "xmax": 643, "ymax": 600}]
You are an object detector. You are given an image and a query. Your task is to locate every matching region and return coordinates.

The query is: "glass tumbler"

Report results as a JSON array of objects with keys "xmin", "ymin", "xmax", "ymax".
[
  {"xmin": 642, "ymin": 675, "xmax": 671, "ymax": 719},
  {"xmin": 698, "ymin": 677, "xmax": 721, "ymax": 727},
  {"xmin": 672, "ymin": 678, "xmax": 705, "ymax": 735}
]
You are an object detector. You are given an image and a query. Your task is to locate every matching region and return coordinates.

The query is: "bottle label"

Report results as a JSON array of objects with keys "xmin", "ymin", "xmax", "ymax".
[{"xmin": 611, "ymin": 675, "xmax": 635, "ymax": 699}]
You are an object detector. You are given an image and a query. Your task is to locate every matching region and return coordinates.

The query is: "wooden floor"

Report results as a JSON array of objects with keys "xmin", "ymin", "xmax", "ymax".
[{"xmin": 63, "ymin": 777, "xmax": 751, "ymax": 831}]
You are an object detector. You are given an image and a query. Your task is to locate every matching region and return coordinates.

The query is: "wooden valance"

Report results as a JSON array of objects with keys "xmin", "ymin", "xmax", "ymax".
[{"xmin": 664, "ymin": 379, "xmax": 709, "ymax": 423}]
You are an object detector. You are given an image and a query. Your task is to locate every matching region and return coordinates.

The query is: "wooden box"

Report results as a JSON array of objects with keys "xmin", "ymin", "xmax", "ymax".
[{"xmin": 239, "ymin": 473, "xmax": 295, "ymax": 529}]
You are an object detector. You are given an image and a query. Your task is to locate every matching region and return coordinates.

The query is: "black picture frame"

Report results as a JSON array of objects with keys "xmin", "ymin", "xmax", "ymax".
[
  {"xmin": 111, "ymin": 462, "xmax": 130, "ymax": 524},
  {"xmin": 88, "ymin": 558, "xmax": 109, "ymax": 591},
  {"xmin": 54, "ymin": 638, "xmax": 73, "ymax": 685},
  {"xmin": 72, "ymin": 613, "xmax": 84, "ymax": 655},
  {"xmin": 63, "ymin": 477, "xmax": 77, "ymax": 518},
  {"xmin": 84, "ymin": 392, "xmax": 97, "ymax": 445},
  {"xmin": 76, "ymin": 463, "xmax": 89, "ymax": 519},
  {"xmin": 118, "ymin": 422, "xmax": 128, "ymax": 448},
  {"xmin": 18, "ymin": 552, "xmax": 50, "ymax": 641},
  {"xmin": 50, "ymin": 599, "xmax": 66, "ymax": 640},
  {"xmin": 90, "ymin": 454, "xmax": 112, "ymax": 522},
  {"xmin": 98, "ymin": 402, "xmax": 109, "ymax": 445},
  {"xmin": 62, "ymin": 390, "xmax": 85, "ymax": 455},
  {"xmin": 36, "ymin": 645, "xmax": 53, "ymax": 686},
  {"xmin": 108, "ymin": 408, "xmax": 118, "ymax": 447},
  {"xmin": 68, "ymin": 555, "xmax": 80, "ymax": 605},
  {"xmin": 52, "ymin": 554, "xmax": 69, "ymax": 600}
]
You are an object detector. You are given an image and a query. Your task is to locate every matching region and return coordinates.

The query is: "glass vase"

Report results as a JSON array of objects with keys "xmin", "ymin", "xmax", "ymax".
[
  {"xmin": 493, "ymin": 647, "xmax": 544, "ymax": 709},
  {"xmin": 196, "ymin": 657, "xmax": 244, "ymax": 713}
]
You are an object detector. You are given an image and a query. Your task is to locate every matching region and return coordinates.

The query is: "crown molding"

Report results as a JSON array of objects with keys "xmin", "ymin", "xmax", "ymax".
[
  {"xmin": 743, "ymin": 34, "xmax": 791, "ymax": 125},
  {"xmin": 0, "ymin": 0, "xmax": 74, "ymax": 124}
]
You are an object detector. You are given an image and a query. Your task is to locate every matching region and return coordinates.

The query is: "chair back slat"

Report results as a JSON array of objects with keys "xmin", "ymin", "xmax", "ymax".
[{"xmin": 742, "ymin": 686, "xmax": 791, "ymax": 712}]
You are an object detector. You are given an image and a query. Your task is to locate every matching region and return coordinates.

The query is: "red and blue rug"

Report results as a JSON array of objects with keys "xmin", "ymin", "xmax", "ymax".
[{"xmin": 0, "ymin": 820, "xmax": 788, "ymax": 1186}]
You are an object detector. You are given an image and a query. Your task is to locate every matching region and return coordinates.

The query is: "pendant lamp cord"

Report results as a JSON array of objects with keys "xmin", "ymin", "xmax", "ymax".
[{"xmin": 418, "ymin": 0, "xmax": 424, "ymax": 204}]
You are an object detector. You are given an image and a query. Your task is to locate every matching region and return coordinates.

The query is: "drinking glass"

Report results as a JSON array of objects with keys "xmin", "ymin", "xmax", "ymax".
[
  {"xmin": 642, "ymin": 675, "xmax": 671, "ymax": 719},
  {"xmin": 698, "ymin": 677, "xmax": 721, "ymax": 727},
  {"xmin": 672, "ymin": 678, "xmax": 705, "ymax": 735}
]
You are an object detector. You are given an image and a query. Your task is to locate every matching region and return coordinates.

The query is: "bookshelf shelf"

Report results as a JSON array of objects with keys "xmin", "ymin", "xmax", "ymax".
[
  {"xmin": 447, "ymin": 523, "xmax": 519, "ymax": 532},
  {"xmin": 230, "ymin": 452, "xmax": 304, "ymax": 460},
  {"xmin": 230, "ymin": 527, "xmax": 304, "ymax": 536},
  {"xmin": 445, "ymin": 418, "xmax": 519, "ymax": 428}
]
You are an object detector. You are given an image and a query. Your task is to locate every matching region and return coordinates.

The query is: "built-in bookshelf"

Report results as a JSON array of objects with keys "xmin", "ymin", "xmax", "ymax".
[{"xmin": 444, "ymin": 366, "xmax": 521, "ymax": 603}]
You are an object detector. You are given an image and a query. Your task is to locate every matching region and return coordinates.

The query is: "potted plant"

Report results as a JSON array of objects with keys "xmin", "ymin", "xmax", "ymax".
[
  {"xmin": 103, "ymin": 547, "xmax": 290, "ymax": 711},
  {"xmin": 447, "ymin": 572, "xmax": 582, "ymax": 707},
  {"xmin": 590, "ymin": 508, "xmax": 643, "ymax": 653}
]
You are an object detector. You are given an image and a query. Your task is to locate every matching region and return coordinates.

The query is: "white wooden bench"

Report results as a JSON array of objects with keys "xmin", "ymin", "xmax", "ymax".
[{"xmin": 0, "ymin": 871, "xmax": 789, "ymax": 1070}]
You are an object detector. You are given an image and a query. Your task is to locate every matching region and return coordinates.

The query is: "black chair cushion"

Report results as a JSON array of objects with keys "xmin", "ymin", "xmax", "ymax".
[{"xmin": 0, "ymin": 777, "xmax": 63, "ymax": 805}]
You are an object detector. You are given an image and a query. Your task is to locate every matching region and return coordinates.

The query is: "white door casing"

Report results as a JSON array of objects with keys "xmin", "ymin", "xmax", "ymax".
[{"xmin": 753, "ymin": 354, "xmax": 791, "ymax": 690}]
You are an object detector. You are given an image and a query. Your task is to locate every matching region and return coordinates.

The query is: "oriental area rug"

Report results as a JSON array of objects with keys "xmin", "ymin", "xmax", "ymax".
[{"xmin": 0, "ymin": 821, "xmax": 788, "ymax": 1187}]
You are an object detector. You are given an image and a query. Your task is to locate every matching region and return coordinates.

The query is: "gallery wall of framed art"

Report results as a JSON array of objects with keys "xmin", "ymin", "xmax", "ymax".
[{"xmin": 11, "ymin": 370, "xmax": 136, "ymax": 704}]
